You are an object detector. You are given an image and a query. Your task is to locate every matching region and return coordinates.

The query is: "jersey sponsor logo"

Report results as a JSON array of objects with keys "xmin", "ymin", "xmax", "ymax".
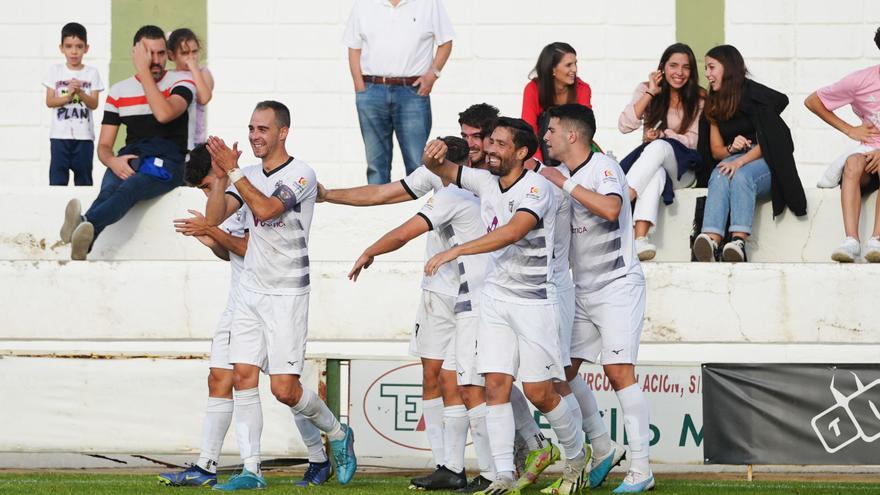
[
  {"xmin": 253, "ymin": 215, "xmax": 285, "ymax": 229},
  {"xmin": 571, "ymin": 225, "xmax": 589, "ymax": 234},
  {"xmin": 526, "ymin": 186, "xmax": 541, "ymax": 200},
  {"xmin": 603, "ymin": 170, "xmax": 613, "ymax": 177}
]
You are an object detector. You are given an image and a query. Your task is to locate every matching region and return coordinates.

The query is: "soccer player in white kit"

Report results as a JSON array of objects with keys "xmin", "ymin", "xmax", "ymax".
[
  {"xmin": 204, "ymin": 101, "xmax": 356, "ymax": 491},
  {"xmin": 540, "ymin": 104, "xmax": 654, "ymax": 493},
  {"xmin": 423, "ymin": 117, "xmax": 589, "ymax": 495}
]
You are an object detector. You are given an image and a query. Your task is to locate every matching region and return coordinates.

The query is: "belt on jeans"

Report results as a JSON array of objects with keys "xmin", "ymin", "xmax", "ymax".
[{"xmin": 363, "ymin": 75, "xmax": 419, "ymax": 86}]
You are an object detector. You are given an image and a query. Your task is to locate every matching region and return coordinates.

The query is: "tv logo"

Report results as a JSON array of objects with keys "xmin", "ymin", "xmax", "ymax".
[{"xmin": 810, "ymin": 373, "xmax": 880, "ymax": 454}]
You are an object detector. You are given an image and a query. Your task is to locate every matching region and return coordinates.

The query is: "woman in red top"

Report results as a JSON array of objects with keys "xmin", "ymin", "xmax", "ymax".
[{"xmin": 521, "ymin": 42, "xmax": 592, "ymax": 163}]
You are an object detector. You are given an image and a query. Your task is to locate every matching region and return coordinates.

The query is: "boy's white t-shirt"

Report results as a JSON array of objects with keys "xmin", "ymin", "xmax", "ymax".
[{"xmin": 42, "ymin": 64, "xmax": 104, "ymax": 141}]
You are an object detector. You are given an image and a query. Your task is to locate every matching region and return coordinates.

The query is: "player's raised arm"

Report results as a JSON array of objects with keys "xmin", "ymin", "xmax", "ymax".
[
  {"xmin": 206, "ymin": 136, "xmax": 288, "ymax": 222},
  {"xmin": 424, "ymin": 210, "xmax": 536, "ymax": 276},
  {"xmin": 319, "ymin": 181, "xmax": 413, "ymax": 206},
  {"xmin": 422, "ymin": 139, "xmax": 460, "ymax": 185},
  {"xmin": 349, "ymin": 215, "xmax": 431, "ymax": 281}
]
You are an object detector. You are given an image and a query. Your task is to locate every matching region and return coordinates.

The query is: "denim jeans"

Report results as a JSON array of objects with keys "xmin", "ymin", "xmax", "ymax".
[
  {"xmin": 355, "ymin": 82, "xmax": 432, "ymax": 184},
  {"xmin": 702, "ymin": 153, "xmax": 772, "ymax": 236},
  {"xmin": 50, "ymin": 139, "xmax": 94, "ymax": 186},
  {"xmin": 84, "ymin": 160, "xmax": 182, "ymax": 238}
]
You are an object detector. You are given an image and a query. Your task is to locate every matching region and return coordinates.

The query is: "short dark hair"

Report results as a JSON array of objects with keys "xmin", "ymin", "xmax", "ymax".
[
  {"xmin": 254, "ymin": 100, "xmax": 291, "ymax": 129},
  {"xmin": 168, "ymin": 27, "xmax": 201, "ymax": 53},
  {"xmin": 439, "ymin": 136, "xmax": 469, "ymax": 165},
  {"xmin": 184, "ymin": 144, "xmax": 211, "ymax": 186},
  {"xmin": 494, "ymin": 117, "xmax": 539, "ymax": 158},
  {"xmin": 133, "ymin": 25, "xmax": 165, "ymax": 46},
  {"xmin": 458, "ymin": 103, "xmax": 500, "ymax": 133},
  {"xmin": 61, "ymin": 22, "xmax": 87, "ymax": 43},
  {"xmin": 875, "ymin": 27, "xmax": 880, "ymax": 51},
  {"xmin": 546, "ymin": 104, "xmax": 596, "ymax": 142}
]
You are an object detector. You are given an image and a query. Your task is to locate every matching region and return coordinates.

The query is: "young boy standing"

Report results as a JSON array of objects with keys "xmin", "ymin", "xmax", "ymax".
[{"xmin": 43, "ymin": 22, "xmax": 104, "ymax": 186}]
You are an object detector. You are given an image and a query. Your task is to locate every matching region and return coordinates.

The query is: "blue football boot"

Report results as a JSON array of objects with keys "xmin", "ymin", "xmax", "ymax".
[
  {"xmin": 157, "ymin": 464, "xmax": 217, "ymax": 487},
  {"xmin": 295, "ymin": 460, "xmax": 333, "ymax": 487},
  {"xmin": 329, "ymin": 424, "xmax": 357, "ymax": 484}
]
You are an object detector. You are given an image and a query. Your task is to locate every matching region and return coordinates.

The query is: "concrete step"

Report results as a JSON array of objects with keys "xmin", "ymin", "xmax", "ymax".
[
  {"xmin": 2, "ymin": 260, "xmax": 876, "ymax": 343},
  {"xmin": 0, "ymin": 185, "xmax": 876, "ymax": 262}
]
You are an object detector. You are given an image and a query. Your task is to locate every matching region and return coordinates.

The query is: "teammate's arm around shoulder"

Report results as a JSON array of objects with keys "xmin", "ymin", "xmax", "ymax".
[
  {"xmin": 422, "ymin": 139, "xmax": 460, "ymax": 185},
  {"xmin": 319, "ymin": 181, "xmax": 413, "ymax": 206},
  {"xmin": 424, "ymin": 210, "xmax": 537, "ymax": 276},
  {"xmin": 540, "ymin": 165, "xmax": 621, "ymax": 222}
]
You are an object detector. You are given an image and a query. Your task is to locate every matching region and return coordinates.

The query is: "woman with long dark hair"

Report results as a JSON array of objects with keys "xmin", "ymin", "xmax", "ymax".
[
  {"xmin": 618, "ymin": 43, "xmax": 704, "ymax": 261},
  {"xmin": 167, "ymin": 28, "xmax": 214, "ymax": 147},
  {"xmin": 692, "ymin": 45, "xmax": 806, "ymax": 262},
  {"xmin": 521, "ymin": 42, "xmax": 592, "ymax": 163}
]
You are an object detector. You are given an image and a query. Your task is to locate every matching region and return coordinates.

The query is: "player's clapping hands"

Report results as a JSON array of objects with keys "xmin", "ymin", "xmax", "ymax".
[
  {"xmin": 206, "ymin": 136, "xmax": 242, "ymax": 173},
  {"xmin": 174, "ymin": 209, "xmax": 211, "ymax": 236}
]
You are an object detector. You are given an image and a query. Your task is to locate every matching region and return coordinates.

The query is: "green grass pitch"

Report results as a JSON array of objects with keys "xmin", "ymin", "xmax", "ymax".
[{"xmin": 0, "ymin": 473, "xmax": 878, "ymax": 495}]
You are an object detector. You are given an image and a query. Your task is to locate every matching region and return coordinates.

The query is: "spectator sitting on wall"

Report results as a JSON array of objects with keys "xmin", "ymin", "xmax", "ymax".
[
  {"xmin": 617, "ymin": 43, "xmax": 705, "ymax": 261},
  {"xmin": 59, "ymin": 25, "xmax": 197, "ymax": 260},
  {"xmin": 691, "ymin": 45, "xmax": 806, "ymax": 263},
  {"xmin": 804, "ymin": 27, "xmax": 880, "ymax": 263},
  {"xmin": 168, "ymin": 27, "xmax": 214, "ymax": 148}
]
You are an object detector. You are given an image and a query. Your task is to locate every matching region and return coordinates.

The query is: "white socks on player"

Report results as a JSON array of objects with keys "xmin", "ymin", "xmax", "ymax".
[
  {"xmin": 422, "ymin": 397, "xmax": 445, "ymax": 466},
  {"xmin": 617, "ymin": 383, "xmax": 651, "ymax": 474},
  {"xmin": 291, "ymin": 388, "xmax": 344, "ymax": 441},
  {"xmin": 486, "ymin": 402, "xmax": 516, "ymax": 476},
  {"xmin": 197, "ymin": 397, "xmax": 233, "ymax": 473},
  {"xmin": 442, "ymin": 405, "xmax": 469, "ymax": 473},
  {"xmin": 467, "ymin": 403, "xmax": 496, "ymax": 481},
  {"xmin": 509, "ymin": 385, "xmax": 546, "ymax": 451},
  {"xmin": 563, "ymin": 392, "xmax": 583, "ymax": 427},
  {"xmin": 569, "ymin": 374, "xmax": 612, "ymax": 456},
  {"xmin": 543, "ymin": 398, "xmax": 585, "ymax": 460},
  {"xmin": 293, "ymin": 411, "xmax": 328, "ymax": 463},
  {"xmin": 233, "ymin": 388, "xmax": 262, "ymax": 475}
]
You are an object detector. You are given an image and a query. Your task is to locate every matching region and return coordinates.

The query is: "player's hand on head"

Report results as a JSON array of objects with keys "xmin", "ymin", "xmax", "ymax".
[
  {"xmin": 348, "ymin": 253, "xmax": 374, "ymax": 282},
  {"xmin": 422, "ymin": 139, "xmax": 447, "ymax": 167}
]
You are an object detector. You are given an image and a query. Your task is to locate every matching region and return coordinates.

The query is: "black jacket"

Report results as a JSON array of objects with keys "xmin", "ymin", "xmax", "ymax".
[{"xmin": 697, "ymin": 79, "xmax": 807, "ymax": 217}]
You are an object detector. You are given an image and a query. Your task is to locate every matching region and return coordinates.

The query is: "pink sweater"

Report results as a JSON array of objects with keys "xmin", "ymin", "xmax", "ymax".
[{"xmin": 617, "ymin": 82, "xmax": 701, "ymax": 150}]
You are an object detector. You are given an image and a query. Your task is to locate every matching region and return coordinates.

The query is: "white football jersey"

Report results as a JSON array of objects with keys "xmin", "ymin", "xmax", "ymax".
[
  {"xmin": 228, "ymin": 158, "xmax": 316, "ymax": 295},
  {"xmin": 218, "ymin": 203, "xmax": 251, "ymax": 290},
  {"xmin": 417, "ymin": 186, "xmax": 488, "ymax": 315},
  {"xmin": 401, "ymin": 165, "xmax": 458, "ymax": 298},
  {"xmin": 567, "ymin": 152, "xmax": 644, "ymax": 293},
  {"xmin": 535, "ymin": 162, "xmax": 574, "ymax": 292},
  {"xmin": 458, "ymin": 166, "xmax": 557, "ymax": 304}
]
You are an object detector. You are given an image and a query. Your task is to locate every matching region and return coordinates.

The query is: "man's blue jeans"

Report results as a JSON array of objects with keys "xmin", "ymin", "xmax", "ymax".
[
  {"xmin": 355, "ymin": 82, "xmax": 432, "ymax": 184},
  {"xmin": 84, "ymin": 161, "xmax": 182, "ymax": 238},
  {"xmin": 702, "ymin": 153, "xmax": 772, "ymax": 236}
]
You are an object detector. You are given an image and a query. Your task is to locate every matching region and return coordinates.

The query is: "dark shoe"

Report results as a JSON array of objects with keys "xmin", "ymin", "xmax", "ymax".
[
  {"xmin": 722, "ymin": 238, "xmax": 747, "ymax": 263},
  {"xmin": 411, "ymin": 465, "xmax": 467, "ymax": 490},
  {"xmin": 456, "ymin": 475, "xmax": 493, "ymax": 493}
]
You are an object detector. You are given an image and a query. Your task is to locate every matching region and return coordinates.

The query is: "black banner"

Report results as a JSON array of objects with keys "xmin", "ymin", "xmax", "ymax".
[{"xmin": 702, "ymin": 364, "xmax": 880, "ymax": 465}]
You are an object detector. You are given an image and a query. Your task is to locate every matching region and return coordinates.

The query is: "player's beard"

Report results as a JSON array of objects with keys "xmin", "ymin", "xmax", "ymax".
[{"xmin": 487, "ymin": 152, "xmax": 515, "ymax": 177}]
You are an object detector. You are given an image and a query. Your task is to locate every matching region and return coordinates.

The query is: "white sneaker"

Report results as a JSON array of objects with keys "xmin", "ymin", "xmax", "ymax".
[
  {"xmin": 60, "ymin": 198, "xmax": 83, "ymax": 243},
  {"xmin": 692, "ymin": 233, "xmax": 717, "ymax": 262},
  {"xmin": 816, "ymin": 160, "xmax": 845, "ymax": 188},
  {"xmin": 864, "ymin": 237, "xmax": 880, "ymax": 263},
  {"xmin": 831, "ymin": 237, "xmax": 860, "ymax": 263},
  {"xmin": 70, "ymin": 221, "xmax": 94, "ymax": 261},
  {"xmin": 635, "ymin": 237, "xmax": 656, "ymax": 261}
]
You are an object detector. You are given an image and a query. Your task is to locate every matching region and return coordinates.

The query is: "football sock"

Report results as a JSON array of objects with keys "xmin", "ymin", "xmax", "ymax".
[
  {"xmin": 422, "ymin": 397, "xmax": 445, "ymax": 466},
  {"xmin": 544, "ymin": 398, "xmax": 585, "ymax": 460},
  {"xmin": 569, "ymin": 374, "xmax": 611, "ymax": 456},
  {"xmin": 442, "ymin": 405, "xmax": 469, "ymax": 473},
  {"xmin": 233, "ymin": 387, "xmax": 262, "ymax": 475},
  {"xmin": 467, "ymin": 403, "xmax": 496, "ymax": 481},
  {"xmin": 486, "ymin": 402, "xmax": 516, "ymax": 476},
  {"xmin": 618, "ymin": 383, "xmax": 651, "ymax": 474},
  {"xmin": 291, "ymin": 388, "xmax": 345, "ymax": 441},
  {"xmin": 196, "ymin": 397, "xmax": 233, "ymax": 473},
  {"xmin": 509, "ymin": 385, "xmax": 545, "ymax": 450},
  {"xmin": 293, "ymin": 410, "xmax": 328, "ymax": 463}
]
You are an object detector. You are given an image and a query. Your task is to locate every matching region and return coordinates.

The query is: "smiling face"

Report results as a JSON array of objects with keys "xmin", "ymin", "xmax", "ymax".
[
  {"xmin": 705, "ymin": 56, "xmax": 724, "ymax": 92},
  {"xmin": 460, "ymin": 123, "xmax": 487, "ymax": 167},
  {"xmin": 484, "ymin": 126, "xmax": 525, "ymax": 177},
  {"xmin": 248, "ymin": 108, "xmax": 287, "ymax": 159},
  {"xmin": 60, "ymin": 36, "xmax": 88, "ymax": 69},
  {"xmin": 663, "ymin": 52, "xmax": 691, "ymax": 90},
  {"xmin": 553, "ymin": 52, "xmax": 578, "ymax": 87}
]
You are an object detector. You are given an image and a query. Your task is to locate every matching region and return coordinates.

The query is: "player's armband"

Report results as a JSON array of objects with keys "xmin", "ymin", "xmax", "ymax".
[{"xmin": 272, "ymin": 184, "xmax": 299, "ymax": 211}]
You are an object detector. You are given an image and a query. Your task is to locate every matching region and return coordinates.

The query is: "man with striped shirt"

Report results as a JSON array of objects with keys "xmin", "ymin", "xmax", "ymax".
[{"xmin": 60, "ymin": 25, "xmax": 196, "ymax": 260}]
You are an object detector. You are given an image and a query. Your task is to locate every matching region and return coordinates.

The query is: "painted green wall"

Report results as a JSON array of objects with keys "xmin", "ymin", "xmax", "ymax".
[
  {"xmin": 110, "ymin": 0, "xmax": 207, "ymax": 148},
  {"xmin": 676, "ymin": 0, "xmax": 724, "ymax": 85}
]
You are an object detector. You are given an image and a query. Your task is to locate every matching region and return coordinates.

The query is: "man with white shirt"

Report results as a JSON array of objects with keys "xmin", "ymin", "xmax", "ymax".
[
  {"xmin": 343, "ymin": 0, "xmax": 454, "ymax": 184},
  {"xmin": 540, "ymin": 104, "xmax": 653, "ymax": 494},
  {"xmin": 423, "ymin": 117, "xmax": 589, "ymax": 495},
  {"xmin": 204, "ymin": 101, "xmax": 356, "ymax": 491}
]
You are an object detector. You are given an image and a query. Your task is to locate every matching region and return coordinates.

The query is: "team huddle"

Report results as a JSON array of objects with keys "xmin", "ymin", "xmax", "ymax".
[{"xmin": 162, "ymin": 100, "xmax": 652, "ymax": 494}]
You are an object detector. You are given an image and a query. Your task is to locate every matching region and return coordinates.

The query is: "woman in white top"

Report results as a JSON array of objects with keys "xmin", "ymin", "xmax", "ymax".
[
  {"xmin": 168, "ymin": 28, "xmax": 214, "ymax": 148},
  {"xmin": 618, "ymin": 43, "xmax": 705, "ymax": 260}
]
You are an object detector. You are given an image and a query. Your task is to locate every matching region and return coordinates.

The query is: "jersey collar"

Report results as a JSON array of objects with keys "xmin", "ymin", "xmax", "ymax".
[
  {"xmin": 569, "ymin": 151, "xmax": 594, "ymax": 178},
  {"xmin": 499, "ymin": 168, "xmax": 528, "ymax": 193},
  {"xmin": 263, "ymin": 156, "xmax": 294, "ymax": 177}
]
